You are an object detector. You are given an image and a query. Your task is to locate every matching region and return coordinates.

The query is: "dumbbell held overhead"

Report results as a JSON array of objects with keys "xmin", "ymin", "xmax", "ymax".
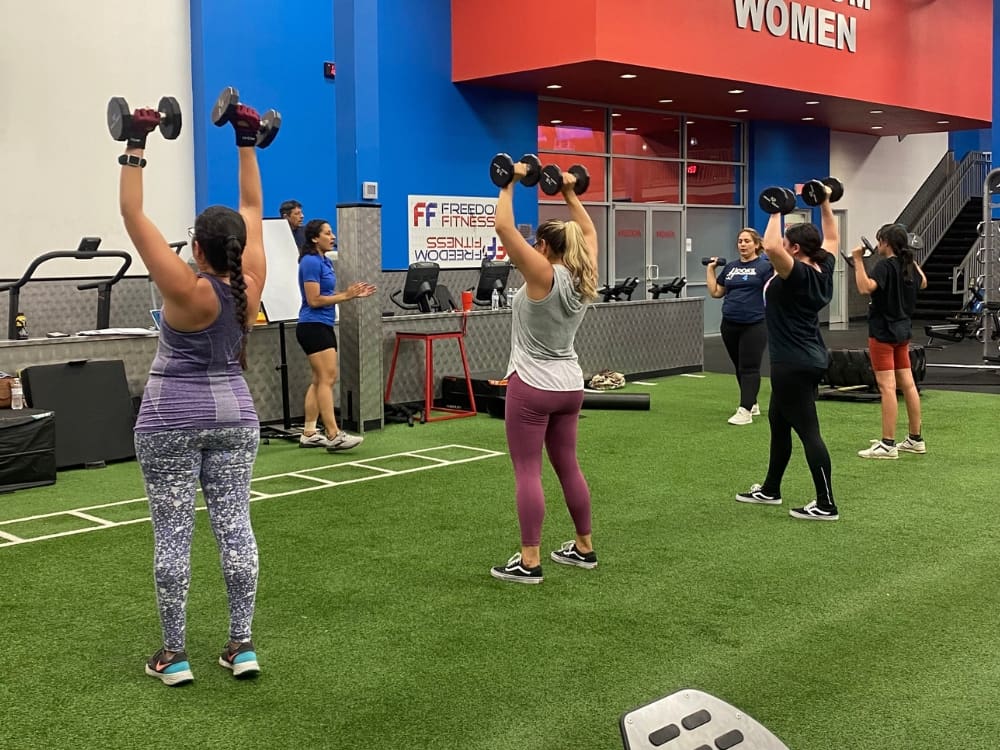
[
  {"xmin": 211, "ymin": 86, "xmax": 282, "ymax": 149},
  {"xmin": 107, "ymin": 96, "xmax": 182, "ymax": 142},
  {"xmin": 801, "ymin": 177, "xmax": 844, "ymax": 206},
  {"xmin": 539, "ymin": 164, "xmax": 590, "ymax": 196},
  {"xmin": 490, "ymin": 153, "xmax": 542, "ymax": 188},
  {"xmin": 758, "ymin": 186, "xmax": 797, "ymax": 215}
]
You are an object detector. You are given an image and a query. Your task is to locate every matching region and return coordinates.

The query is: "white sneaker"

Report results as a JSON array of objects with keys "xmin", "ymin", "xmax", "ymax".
[
  {"xmin": 326, "ymin": 431, "xmax": 363, "ymax": 452},
  {"xmin": 750, "ymin": 403, "xmax": 761, "ymax": 416},
  {"xmin": 858, "ymin": 440, "xmax": 898, "ymax": 459},
  {"xmin": 728, "ymin": 407, "xmax": 753, "ymax": 425},
  {"xmin": 299, "ymin": 432, "xmax": 333, "ymax": 448},
  {"xmin": 897, "ymin": 436, "xmax": 926, "ymax": 454}
]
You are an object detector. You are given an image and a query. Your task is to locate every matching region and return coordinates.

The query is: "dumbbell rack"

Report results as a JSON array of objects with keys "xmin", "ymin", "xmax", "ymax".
[{"xmin": 981, "ymin": 169, "xmax": 1000, "ymax": 362}]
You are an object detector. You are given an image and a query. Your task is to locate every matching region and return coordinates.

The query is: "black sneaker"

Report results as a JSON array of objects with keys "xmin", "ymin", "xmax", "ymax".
[
  {"xmin": 490, "ymin": 553, "xmax": 543, "ymax": 584},
  {"xmin": 550, "ymin": 541, "xmax": 598, "ymax": 569},
  {"xmin": 735, "ymin": 483, "xmax": 782, "ymax": 505},
  {"xmin": 789, "ymin": 501, "xmax": 839, "ymax": 521},
  {"xmin": 219, "ymin": 640, "xmax": 260, "ymax": 679},
  {"xmin": 144, "ymin": 648, "xmax": 194, "ymax": 686}
]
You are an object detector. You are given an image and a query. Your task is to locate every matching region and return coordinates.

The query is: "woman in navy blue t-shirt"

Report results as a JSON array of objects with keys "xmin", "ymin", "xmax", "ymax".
[
  {"xmin": 706, "ymin": 228, "xmax": 773, "ymax": 425},
  {"xmin": 295, "ymin": 219, "xmax": 375, "ymax": 451}
]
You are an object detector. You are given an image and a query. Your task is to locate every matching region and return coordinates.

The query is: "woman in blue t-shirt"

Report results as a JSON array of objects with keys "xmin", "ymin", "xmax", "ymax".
[
  {"xmin": 706, "ymin": 227, "xmax": 773, "ymax": 425},
  {"xmin": 295, "ymin": 219, "xmax": 376, "ymax": 451}
]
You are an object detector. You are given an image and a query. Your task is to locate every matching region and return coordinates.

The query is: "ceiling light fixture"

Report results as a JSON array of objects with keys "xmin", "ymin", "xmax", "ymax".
[
  {"xmin": 802, "ymin": 116, "xmax": 814, "ymax": 121},
  {"xmin": 871, "ymin": 125, "xmax": 883, "ymax": 130},
  {"xmin": 550, "ymin": 119, "xmax": 563, "ymax": 124},
  {"xmin": 869, "ymin": 109, "xmax": 883, "ymax": 114},
  {"xmin": 728, "ymin": 89, "xmax": 744, "ymax": 95},
  {"xmin": 611, "ymin": 113, "xmax": 622, "ymax": 117},
  {"xmin": 735, "ymin": 108, "xmax": 749, "ymax": 113},
  {"xmin": 625, "ymin": 127, "xmax": 638, "ymax": 131},
  {"xmin": 658, "ymin": 99, "xmax": 673, "ymax": 104},
  {"xmin": 686, "ymin": 120, "xmax": 695, "ymax": 125},
  {"xmin": 937, "ymin": 120, "xmax": 950, "ymax": 124},
  {"xmin": 620, "ymin": 73, "xmax": 637, "ymax": 79},
  {"xmin": 546, "ymin": 84, "xmax": 562, "ymax": 90},
  {"xmin": 805, "ymin": 101, "xmax": 820, "ymax": 105}
]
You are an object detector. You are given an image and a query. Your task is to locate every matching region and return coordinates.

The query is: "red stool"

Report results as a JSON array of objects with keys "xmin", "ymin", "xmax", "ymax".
[{"xmin": 384, "ymin": 314, "xmax": 478, "ymax": 423}]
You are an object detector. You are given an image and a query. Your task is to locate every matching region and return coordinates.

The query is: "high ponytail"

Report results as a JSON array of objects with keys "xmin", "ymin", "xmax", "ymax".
[{"xmin": 535, "ymin": 219, "xmax": 598, "ymax": 301}]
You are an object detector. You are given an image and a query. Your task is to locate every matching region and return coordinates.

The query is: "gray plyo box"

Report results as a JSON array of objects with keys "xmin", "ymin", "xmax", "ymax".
[{"xmin": 620, "ymin": 688, "xmax": 789, "ymax": 750}]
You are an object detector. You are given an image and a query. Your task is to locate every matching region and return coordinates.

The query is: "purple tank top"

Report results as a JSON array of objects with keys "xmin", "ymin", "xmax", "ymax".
[{"xmin": 135, "ymin": 274, "xmax": 258, "ymax": 432}]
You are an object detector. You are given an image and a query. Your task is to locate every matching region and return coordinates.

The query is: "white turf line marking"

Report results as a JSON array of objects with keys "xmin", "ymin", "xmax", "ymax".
[
  {"xmin": 0, "ymin": 444, "xmax": 505, "ymax": 549},
  {"xmin": 680, "ymin": 373, "xmax": 706, "ymax": 378},
  {"xmin": 631, "ymin": 381, "xmax": 657, "ymax": 386}
]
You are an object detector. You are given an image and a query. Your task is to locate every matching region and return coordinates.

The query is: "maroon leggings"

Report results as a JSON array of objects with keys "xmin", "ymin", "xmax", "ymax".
[{"xmin": 504, "ymin": 372, "xmax": 592, "ymax": 547}]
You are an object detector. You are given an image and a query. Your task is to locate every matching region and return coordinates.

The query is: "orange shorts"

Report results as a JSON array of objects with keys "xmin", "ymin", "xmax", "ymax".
[{"xmin": 868, "ymin": 337, "xmax": 911, "ymax": 372}]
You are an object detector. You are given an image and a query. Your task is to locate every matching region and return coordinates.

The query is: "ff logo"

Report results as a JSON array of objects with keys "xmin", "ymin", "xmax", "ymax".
[{"xmin": 412, "ymin": 202, "xmax": 437, "ymax": 226}]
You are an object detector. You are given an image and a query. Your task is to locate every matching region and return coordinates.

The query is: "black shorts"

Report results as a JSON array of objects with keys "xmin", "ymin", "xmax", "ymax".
[{"xmin": 295, "ymin": 322, "xmax": 337, "ymax": 355}]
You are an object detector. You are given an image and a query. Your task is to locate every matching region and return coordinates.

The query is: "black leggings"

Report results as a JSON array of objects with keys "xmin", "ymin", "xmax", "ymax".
[
  {"xmin": 720, "ymin": 319, "xmax": 767, "ymax": 410},
  {"xmin": 762, "ymin": 363, "xmax": 835, "ymax": 510}
]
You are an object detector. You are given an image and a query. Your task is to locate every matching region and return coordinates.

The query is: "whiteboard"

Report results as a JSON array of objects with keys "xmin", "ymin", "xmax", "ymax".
[{"xmin": 260, "ymin": 218, "xmax": 303, "ymax": 323}]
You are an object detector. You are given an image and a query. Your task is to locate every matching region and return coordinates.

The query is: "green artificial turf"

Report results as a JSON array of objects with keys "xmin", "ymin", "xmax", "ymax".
[{"xmin": 1, "ymin": 374, "xmax": 997, "ymax": 749}]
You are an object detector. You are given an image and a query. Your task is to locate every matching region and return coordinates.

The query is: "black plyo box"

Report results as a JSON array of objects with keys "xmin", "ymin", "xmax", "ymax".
[{"xmin": 440, "ymin": 372, "xmax": 507, "ymax": 413}]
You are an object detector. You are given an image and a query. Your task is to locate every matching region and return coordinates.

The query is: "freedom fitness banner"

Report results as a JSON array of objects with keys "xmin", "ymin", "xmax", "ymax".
[{"xmin": 407, "ymin": 195, "xmax": 507, "ymax": 269}]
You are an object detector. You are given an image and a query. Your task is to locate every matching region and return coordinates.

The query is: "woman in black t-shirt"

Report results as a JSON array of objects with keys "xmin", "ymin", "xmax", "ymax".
[
  {"xmin": 736, "ymin": 186, "xmax": 840, "ymax": 521},
  {"xmin": 850, "ymin": 224, "xmax": 928, "ymax": 459}
]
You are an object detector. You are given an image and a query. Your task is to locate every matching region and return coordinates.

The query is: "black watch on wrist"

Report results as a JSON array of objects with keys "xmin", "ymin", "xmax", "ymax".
[{"xmin": 118, "ymin": 153, "xmax": 147, "ymax": 168}]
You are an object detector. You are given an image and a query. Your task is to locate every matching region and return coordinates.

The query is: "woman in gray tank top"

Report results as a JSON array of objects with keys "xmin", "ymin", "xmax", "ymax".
[
  {"xmin": 488, "ymin": 164, "xmax": 600, "ymax": 584},
  {"xmin": 120, "ymin": 100, "xmax": 268, "ymax": 685}
]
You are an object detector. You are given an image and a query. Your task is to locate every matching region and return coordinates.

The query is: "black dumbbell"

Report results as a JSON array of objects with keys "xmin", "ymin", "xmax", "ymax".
[
  {"xmin": 758, "ymin": 186, "xmax": 797, "ymax": 215},
  {"xmin": 489, "ymin": 153, "xmax": 542, "ymax": 188},
  {"xmin": 211, "ymin": 86, "xmax": 282, "ymax": 149},
  {"xmin": 801, "ymin": 177, "xmax": 844, "ymax": 206},
  {"xmin": 702, "ymin": 256, "xmax": 728, "ymax": 266},
  {"xmin": 841, "ymin": 235, "xmax": 876, "ymax": 268},
  {"xmin": 539, "ymin": 164, "xmax": 590, "ymax": 196},
  {"xmin": 107, "ymin": 96, "xmax": 183, "ymax": 142}
]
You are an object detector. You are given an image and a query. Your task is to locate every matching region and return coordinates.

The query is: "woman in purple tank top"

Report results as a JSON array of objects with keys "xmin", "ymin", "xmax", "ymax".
[{"xmin": 119, "ymin": 97, "xmax": 268, "ymax": 685}]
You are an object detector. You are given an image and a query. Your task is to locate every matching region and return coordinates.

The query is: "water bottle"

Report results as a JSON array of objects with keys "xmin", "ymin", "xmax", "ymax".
[
  {"xmin": 491, "ymin": 288, "xmax": 500, "ymax": 310},
  {"xmin": 15, "ymin": 312, "xmax": 28, "ymax": 340},
  {"xmin": 505, "ymin": 286, "xmax": 514, "ymax": 308},
  {"xmin": 10, "ymin": 377, "xmax": 24, "ymax": 410}
]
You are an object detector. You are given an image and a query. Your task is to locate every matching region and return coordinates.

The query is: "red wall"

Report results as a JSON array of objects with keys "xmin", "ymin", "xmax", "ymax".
[{"xmin": 453, "ymin": 0, "xmax": 991, "ymax": 121}]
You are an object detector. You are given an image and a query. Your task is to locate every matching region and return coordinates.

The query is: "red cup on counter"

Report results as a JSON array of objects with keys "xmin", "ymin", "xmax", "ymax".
[{"xmin": 461, "ymin": 290, "xmax": 473, "ymax": 311}]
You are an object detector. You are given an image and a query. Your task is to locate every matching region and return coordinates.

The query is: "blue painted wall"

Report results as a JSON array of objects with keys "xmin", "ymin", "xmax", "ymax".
[
  {"xmin": 747, "ymin": 122, "xmax": 831, "ymax": 231},
  {"xmin": 190, "ymin": 0, "xmax": 338, "ymax": 222},
  {"xmin": 362, "ymin": 0, "xmax": 538, "ymax": 269},
  {"xmin": 193, "ymin": 0, "xmax": 537, "ymax": 269},
  {"xmin": 950, "ymin": 129, "xmax": 991, "ymax": 161}
]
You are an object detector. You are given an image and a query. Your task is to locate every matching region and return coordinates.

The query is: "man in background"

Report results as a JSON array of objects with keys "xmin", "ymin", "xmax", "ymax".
[{"xmin": 280, "ymin": 200, "xmax": 305, "ymax": 248}]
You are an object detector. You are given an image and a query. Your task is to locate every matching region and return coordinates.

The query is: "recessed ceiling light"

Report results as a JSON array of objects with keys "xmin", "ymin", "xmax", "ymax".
[
  {"xmin": 728, "ymin": 89, "xmax": 744, "ymax": 95},
  {"xmin": 869, "ymin": 109, "xmax": 883, "ymax": 114},
  {"xmin": 937, "ymin": 120, "xmax": 950, "ymax": 124},
  {"xmin": 550, "ymin": 119, "xmax": 563, "ymax": 124},
  {"xmin": 871, "ymin": 125, "xmax": 883, "ymax": 130},
  {"xmin": 620, "ymin": 73, "xmax": 637, "ymax": 79},
  {"xmin": 625, "ymin": 127, "xmax": 638, "ymax": 131},
  {"xmin": 611, "ymin": 113, "xmax": 622, "ymax": 117},
  {"xmin": 546, "ymin": 84, "xmax": 562, "ymax": 90},
  {"xmin": 658, "ymin": 99, "xmax": 673, "ymax": 104},
  {"xmin": 805, "ymin": 101, "xmax": 820, "ymax": 105},
  {"xmin": 802, "ymin": 116, "xmax": 814, "ymax": 121},
  {"xmin": 735, "ymin": 108, "xmax": 749, "ymax": 113},
  {"xmin": 686, "ymin": 120, "xmax": 695, "ymax": 125}
]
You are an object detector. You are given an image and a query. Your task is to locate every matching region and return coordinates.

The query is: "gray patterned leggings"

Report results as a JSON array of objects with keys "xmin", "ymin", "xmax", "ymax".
[{"xmin": 135, "ymin": 427, "xmax": 260, "ymax": 652}]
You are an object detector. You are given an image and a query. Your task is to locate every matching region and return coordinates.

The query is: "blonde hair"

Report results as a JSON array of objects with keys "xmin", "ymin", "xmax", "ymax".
[
  {"xmin": 535, "ymin": 219, "xmax": 598, "ymax": 301},
  {"xmin": 738, "ymin": 227, "xmax": 764, "ymax": 256}
]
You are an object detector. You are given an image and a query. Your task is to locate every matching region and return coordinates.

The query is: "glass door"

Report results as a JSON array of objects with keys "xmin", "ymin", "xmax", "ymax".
[{"xmin": 612, "ymin": 207, "xmax": 683, "ymax": 300}]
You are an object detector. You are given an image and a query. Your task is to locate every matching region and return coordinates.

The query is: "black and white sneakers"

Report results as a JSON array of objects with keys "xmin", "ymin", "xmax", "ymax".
[
  {"xmin": 788, "ymin": 501, "xmax": 839, "ymax": 521},
  {"xmin": 549, "ymin": 541, "xmax": 598, "ymax": 569},
  {"xmin": 735, "ymin": 483, "xmax": 782, "ymax": 505},
  {"xmin": 490, "ymin": 553, "xmax": 543, "ymax": 584}
]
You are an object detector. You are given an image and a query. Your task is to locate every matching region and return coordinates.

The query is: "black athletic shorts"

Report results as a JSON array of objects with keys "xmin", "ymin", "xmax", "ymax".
[{"xmin": 295, "ymin": 322, "xmax": 337, "ymax": 355}]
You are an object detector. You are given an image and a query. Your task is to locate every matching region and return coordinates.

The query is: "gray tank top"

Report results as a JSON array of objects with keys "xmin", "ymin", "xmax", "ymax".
[
  {"xmin": 505, "ymin": 264, "xmax": 587, "ymax": 391},
  {"xmin": 135, "ymin": 274, "xmax": 258, "ymax": 432}
]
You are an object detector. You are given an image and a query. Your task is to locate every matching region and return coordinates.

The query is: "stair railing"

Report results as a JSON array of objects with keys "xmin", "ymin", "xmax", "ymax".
[{"xmin": 906, "ymin": 150, "xmax": 990, "ymax": 266}]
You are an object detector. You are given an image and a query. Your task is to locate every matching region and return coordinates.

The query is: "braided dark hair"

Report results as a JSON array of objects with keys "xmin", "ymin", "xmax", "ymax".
[
  {"xmin": 193, "ymin": 205, "xmax": 250, "ymax": 369},
  {"xmin": 784, "ymin": 223, "xmax": 830, "ymax": 264}
]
